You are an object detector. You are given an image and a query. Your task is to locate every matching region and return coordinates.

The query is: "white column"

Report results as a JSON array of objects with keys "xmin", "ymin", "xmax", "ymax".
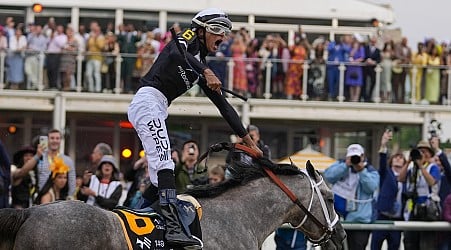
[
  {"xmin": 248, "ymin": 15, "xmax": 255, "ymax": 38},
  {"xmin": 53, "ymin": 93, "xmax": 67, "ymax": 153},
  {"xmin": 71, "ymin": 7, "xmax": 79, "ymax": 33},
  {"xmin": 330, "ymin": 18, "xmax": 338, "ymax": 41},
  {"xmin": 288, "ymin": 29, "xmax": 295, "ymax": 47},
  {"xmin": 242, "ymin": 102, "xmax": 250, "ymax": 128},
  {"xmin": 422, "ymin": 112, "xmax": 431, "ymax": 141},
  {"xmin": 115, "ymin": 9, "xmax": 124, "ymax": 33},
  {"xmin": 25, "ymin": 7, "xmax": 35, "ymax": 25},
  {"xmin": 159, "ymin": 11, "xmax": 168, "ymax": 33}
]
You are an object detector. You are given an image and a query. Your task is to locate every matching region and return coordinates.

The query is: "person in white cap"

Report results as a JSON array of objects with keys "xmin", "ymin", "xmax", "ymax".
[{"xmin": 324, "ymin": 143, "xmax": 379, "ymax": 250}]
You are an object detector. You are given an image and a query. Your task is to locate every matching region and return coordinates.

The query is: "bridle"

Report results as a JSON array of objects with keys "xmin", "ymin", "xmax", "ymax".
[
  {"xmin": 290, "ymin": 167, "xmax": 339, "ymax": 246},
  {"xmin": 197, "ymin": 142, "xmax": 339, "ymax": 246}
]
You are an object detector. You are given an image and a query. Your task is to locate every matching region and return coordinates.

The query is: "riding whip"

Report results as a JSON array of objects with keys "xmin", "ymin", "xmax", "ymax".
[{"xmin": 169, "ymin": 28, "xmax": 248, "ymax": 102}]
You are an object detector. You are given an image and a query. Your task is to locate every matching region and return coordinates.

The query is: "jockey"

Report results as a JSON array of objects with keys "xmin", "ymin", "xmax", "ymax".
[{"xmin": 128, "ymin": 8, "xmax": 263, "ymax": 247}]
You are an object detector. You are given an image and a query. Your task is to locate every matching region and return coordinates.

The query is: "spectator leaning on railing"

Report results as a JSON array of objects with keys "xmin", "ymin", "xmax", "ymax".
[
  {"xmin": 25, "ymin": 24, "xmax": 48, "ymax": 90},
  {"xmin": 85, "ymin": 21, "xmax": 105, "ymax": 93},
  {"xmin": 46, "ymin": 25, "xmax": 67, "ymax": 90},
  {"xmin": 4, "ymin": 15, "xmax": 451, "ymax": 105}
]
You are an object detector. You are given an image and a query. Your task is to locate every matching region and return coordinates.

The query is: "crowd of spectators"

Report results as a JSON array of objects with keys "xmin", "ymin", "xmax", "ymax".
[
  {"xmin": 324, "ymin": 133, "xmax": 451, "ymax": 250},
  {"xmin": 0, "ymin": 123, "xmax": 451, "ymax": 249},
  {"xmin": 1, "ymin": 17, "xmax": 451, "ymax": 104}
]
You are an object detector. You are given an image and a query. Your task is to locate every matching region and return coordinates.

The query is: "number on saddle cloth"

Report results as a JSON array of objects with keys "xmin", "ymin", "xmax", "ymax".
[{"xmin": 113, "ymin": 198, "xmax": 202, "ymax": 250}]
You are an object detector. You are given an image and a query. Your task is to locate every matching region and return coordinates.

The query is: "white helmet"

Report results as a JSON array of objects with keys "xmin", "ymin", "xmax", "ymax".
[{"xmin": 191, "ymin": 8, "xmax": 232, "ymax": 35}]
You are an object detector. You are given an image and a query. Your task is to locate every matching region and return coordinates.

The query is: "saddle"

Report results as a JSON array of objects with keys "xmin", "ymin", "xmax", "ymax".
[{"xmin": 113, "ymin": 195, "xmax": 202, "ymax": 250}]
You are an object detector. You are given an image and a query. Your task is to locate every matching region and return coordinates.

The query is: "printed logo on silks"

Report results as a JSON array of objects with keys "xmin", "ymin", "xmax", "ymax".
[
  {"xmin": 113, "ymin": 207, "xmax": 166, "ymax": 250},
  {"xmin": 147, "ymin": 119, "xmax": 170, "ymax": 162},
  {"xmin": 181, "ymin": 29, "xmax": 196, "ymax": 43}
]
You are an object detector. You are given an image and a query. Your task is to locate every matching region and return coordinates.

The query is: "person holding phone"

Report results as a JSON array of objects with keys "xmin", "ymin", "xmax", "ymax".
[{"xmin": 22, "ymin": 129, "xmax": 76, "ymax": 203}]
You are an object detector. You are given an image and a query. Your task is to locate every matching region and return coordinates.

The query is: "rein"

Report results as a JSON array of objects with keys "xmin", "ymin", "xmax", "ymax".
[{"xmin": 197, "ymin": 142, "xmax": 336, "ymax": 244}]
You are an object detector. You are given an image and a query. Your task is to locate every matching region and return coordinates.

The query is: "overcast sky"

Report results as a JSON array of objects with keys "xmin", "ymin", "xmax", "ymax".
[{"xmin": 369, "ymin": 0, "xmax": 451, "ymax": 48}]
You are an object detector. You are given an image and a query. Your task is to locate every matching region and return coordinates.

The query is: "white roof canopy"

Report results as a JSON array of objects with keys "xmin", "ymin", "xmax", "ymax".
[{"xmin": 11, "ymin": 0, "xmax": 394, "ymax": 23}]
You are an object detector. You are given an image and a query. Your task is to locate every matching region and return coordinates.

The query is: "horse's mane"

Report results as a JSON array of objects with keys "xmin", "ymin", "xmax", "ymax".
[{"xmin": 184, "ymin": 156, "xmax": 302, "ymax": 198}]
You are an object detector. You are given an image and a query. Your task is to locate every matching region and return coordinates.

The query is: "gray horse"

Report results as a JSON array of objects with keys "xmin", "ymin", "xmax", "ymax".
[{"xmin": 0, "ymin": 161, "xmax": 345, "ymax": 250}]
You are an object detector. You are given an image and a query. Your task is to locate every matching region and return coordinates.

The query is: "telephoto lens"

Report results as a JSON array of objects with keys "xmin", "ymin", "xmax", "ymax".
[{"xmin": 350, "ymin": 155, "xmax": 361, "ymax": 165}]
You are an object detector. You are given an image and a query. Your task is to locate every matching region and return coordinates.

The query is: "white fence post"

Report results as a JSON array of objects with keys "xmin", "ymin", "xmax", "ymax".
[
  {"xmin": 337, "ymin": 63, "xmax": 346, "ymax": 102},
  {"xmin": 263, "ymin": 60, "xmax": 272, "ymax": 99}
]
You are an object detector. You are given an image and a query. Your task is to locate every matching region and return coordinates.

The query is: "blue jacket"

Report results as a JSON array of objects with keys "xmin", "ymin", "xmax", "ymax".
[
  {"xmin": 375, "ymin": 153, "xmax": 400, "ymax": 216},
  {"xmin": 327, "ymin": 41, "xmax": 350, "ymax": 63},
  {"xmin": 438, "ymin": 151, "xmax": 451, "ymax": 207},
  {"xmin": 324, "ymin": 160, "xmax": 380, "ymax": 223}
]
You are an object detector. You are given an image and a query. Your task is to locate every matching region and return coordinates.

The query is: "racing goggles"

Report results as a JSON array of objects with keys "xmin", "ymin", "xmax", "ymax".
[
  {"xmin": 193, "ymin": 18, "xmax": 231, "ymax": 36},
  {"xmin": 205, "ymin": 23, "xmax": 231, "ymax": 36}
]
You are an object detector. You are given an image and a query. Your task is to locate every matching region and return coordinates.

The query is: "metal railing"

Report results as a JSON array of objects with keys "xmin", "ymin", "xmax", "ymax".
[{"xmin": 1, "ymin": 49, "xmax": 450, "ymax": 106}]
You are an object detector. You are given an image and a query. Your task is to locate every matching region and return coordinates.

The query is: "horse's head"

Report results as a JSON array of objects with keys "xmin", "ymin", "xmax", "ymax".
[{"xmin": 288, "ymin": 160, "xmax": 346, "ymax": 250}]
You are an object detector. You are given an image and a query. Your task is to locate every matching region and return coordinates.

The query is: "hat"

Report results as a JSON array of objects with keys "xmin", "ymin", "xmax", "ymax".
[
  {"xmin": 49, "ymin": 157, "xmax": 70, "ymax": 178},
  {"xmin": 13, "ymin": 145, "xmax": 36, "ymax": 165},
  {"xmin": 98, "ymin": 155, "xmax": 118, "ymax": 172},
  {"xmin": 417, "ymin": 140, "xmax": 434, "ymax": 154},
  {"xmin": 346, "ymin": 144, "xmax": 364, "ymax": 157}
]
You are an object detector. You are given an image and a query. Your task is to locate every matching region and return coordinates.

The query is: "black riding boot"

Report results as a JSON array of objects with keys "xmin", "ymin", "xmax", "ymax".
[
  {"xmin": 158, "ymin": 170, "xmax": 200, "ymax": 247},
  {"xmin": 142, "ymin": 184, "xmax": 158, "ymax": 204}
]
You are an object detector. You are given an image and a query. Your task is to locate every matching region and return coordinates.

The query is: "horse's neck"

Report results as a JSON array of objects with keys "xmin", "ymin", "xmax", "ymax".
[{"xmin": 200, "ymin": 175, "xmax": 305, "ymax": 245}]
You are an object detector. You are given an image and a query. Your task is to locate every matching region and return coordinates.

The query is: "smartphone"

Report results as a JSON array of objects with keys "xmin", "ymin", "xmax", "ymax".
[{"xmin": 39, "ymin": 136, "xmax": 48, "ymax": 150}]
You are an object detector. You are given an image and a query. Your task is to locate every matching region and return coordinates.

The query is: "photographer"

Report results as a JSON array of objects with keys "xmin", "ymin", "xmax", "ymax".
[
  {"xmin": 324, "ymin": 143, "xmax": 379, "ymax": 250},
  {"xmin": 174, "ymin": 140, "xmax": 208, "ymax": 193},
  {"xmin": 398, "ymin": 140, "xmax": 441, "ymax": 250}
]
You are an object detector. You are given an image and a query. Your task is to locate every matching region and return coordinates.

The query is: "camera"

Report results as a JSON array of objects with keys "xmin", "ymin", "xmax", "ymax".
[
  {"xmin": 409, "ymin": 148, "xmax": 422, "ymax": 161},
  {"xmin": 350, "ymin": 155, "xmax": 361, "ymax": 165}
]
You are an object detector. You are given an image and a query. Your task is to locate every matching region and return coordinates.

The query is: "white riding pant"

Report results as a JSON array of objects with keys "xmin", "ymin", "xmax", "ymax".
[{"xmin": 128, "ymin": 86, "xmax": 174, "ymax": 186}]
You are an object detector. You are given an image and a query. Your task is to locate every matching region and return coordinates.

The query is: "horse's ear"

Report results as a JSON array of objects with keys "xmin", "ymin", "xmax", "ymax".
[{"xmin": 306, "ymin": 160, "xmax": 318, "ymax": 182}]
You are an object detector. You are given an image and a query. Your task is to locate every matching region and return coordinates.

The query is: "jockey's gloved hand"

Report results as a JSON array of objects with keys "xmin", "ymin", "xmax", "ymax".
[{"xmin": 241, "ymin": 135, "xmax": 263, "ymax": 158}]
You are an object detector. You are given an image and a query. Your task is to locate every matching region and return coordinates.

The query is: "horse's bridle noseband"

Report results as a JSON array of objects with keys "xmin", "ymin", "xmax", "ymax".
[{"xmin": 197, "ymin": 142, "xmax": 339, "ymax": 246}]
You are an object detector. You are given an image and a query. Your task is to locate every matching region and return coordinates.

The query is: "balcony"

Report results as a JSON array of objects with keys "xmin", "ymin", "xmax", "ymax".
[{"xmin": 1, "ymin": 49, "xmax": 451, "ymax": 141}]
